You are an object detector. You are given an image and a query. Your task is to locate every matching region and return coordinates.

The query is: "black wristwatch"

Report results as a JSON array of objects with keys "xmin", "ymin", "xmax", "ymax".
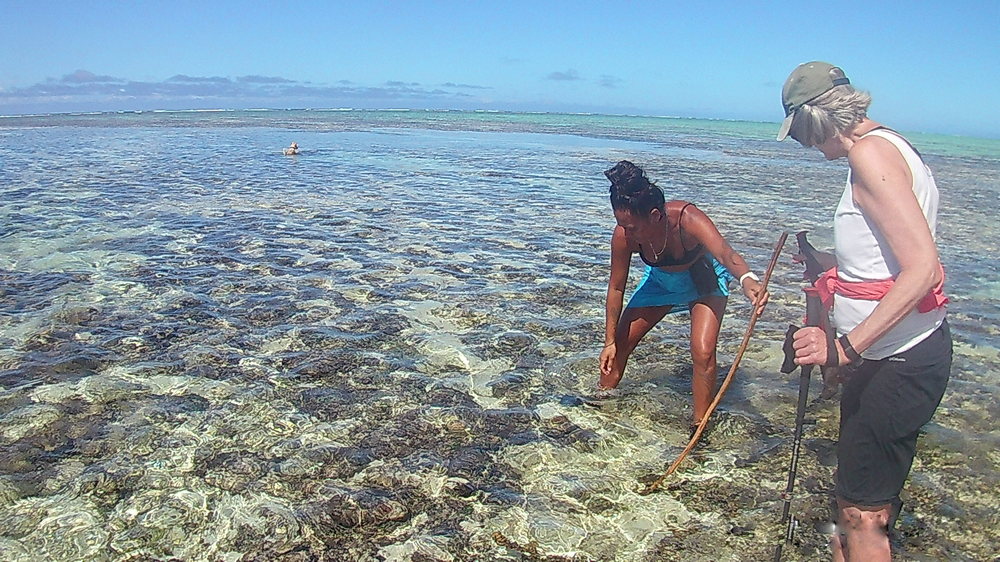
[{"xmin": 838, "ymin": 334, "xmax": 863, "ymax": 366}]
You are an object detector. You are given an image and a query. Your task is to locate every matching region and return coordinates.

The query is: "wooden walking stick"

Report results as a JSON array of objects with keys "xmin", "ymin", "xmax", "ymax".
[
  {"xmin": 638, "ymin": 231, "xmax": 787, "ymax": 495},
  {"xmin": 773, "ymin": 286, "xmax": 825, "ymax": 561}
]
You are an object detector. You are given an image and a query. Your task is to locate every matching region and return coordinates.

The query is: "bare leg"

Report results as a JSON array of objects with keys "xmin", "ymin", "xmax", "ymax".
[
  {"xmin": 688, "ymin": 296, "xmax": 726, "ymax": 424},
  {"xmin": 598, "ymin": 305, "xmax": 671, "ymax": 389},
  {"xmin": 833, "ymin": 499, "xmax": 892, "ymax": 562}
]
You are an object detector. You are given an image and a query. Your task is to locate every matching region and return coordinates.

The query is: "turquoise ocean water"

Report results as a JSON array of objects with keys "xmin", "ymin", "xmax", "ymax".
[{"xmin": 1, "ymin": 110, "xmax": 998, "ymax": 561}]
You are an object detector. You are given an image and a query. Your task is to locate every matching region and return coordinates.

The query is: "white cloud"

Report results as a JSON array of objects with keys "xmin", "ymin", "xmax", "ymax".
[{"xmin": 0, "ymin": 70, "xmax": 493, "ymax": 114}]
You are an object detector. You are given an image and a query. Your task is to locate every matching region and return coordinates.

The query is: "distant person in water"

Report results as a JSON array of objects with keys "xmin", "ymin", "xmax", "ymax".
[
  {"xmin": 283, "ymin": 142, "xmax": 299, "ymax": 155},
  {"xmin": 599, "ymin": 160, "xmax": 767, "ymax": 430}
]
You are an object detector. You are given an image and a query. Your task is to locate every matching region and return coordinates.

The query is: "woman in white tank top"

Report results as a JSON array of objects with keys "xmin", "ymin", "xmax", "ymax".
[{"xmin": 776, "ymin": 62, "xmax": 951, "ymax": 562}]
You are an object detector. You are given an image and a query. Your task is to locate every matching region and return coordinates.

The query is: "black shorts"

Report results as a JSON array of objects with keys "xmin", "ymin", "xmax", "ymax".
[{"xmin": 836, "ymin": 319, "xmax": 952, "ymax": 507}]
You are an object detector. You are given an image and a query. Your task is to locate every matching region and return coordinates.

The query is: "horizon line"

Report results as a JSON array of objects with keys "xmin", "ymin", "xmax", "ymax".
[{"xmin": 2, "ymin": 106, "xmax": 997, "ymax": 142}]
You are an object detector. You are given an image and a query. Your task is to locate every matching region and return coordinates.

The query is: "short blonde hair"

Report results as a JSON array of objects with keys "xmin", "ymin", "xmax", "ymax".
[{"xmin": 788, "ymin": 85, "xmax": 872, "ymax": 146}]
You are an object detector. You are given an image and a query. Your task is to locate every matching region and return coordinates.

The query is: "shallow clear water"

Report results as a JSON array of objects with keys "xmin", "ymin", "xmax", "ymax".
[{"xmin": 1, "ymin": 110, "xmax": 998, "ymax": 561}]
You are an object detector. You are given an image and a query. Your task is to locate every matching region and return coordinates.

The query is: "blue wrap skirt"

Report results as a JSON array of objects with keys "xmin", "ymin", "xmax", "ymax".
[{"xmin": 626, "ymin": 255, "xmax": 734, "ymax": 314}]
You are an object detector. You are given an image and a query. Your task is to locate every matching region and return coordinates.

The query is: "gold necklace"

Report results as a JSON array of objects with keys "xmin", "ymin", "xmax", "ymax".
[{"xmin": 649, "ymin": 222, "xmax": 670, "ymax": 262}]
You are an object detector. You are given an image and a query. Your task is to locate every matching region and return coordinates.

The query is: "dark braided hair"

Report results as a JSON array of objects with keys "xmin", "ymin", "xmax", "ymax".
[{"xmin": 605, "ymin": 160, "xmax": 665, "ymax": 216}]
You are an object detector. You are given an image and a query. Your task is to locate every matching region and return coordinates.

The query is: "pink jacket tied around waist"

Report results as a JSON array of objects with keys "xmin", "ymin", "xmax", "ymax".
[{"xmin": 816, "ymin": 265, "xmax": 949, "ymax": 313}]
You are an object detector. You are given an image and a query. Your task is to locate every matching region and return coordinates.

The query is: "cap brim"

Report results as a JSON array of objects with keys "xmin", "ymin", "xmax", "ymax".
[{"xmin": 776, "ymin": 113, "xmax": 794, "ymax": 141}]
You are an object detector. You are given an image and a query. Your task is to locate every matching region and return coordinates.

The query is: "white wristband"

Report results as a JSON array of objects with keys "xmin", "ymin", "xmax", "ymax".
[{"xmin": 739, "ymin": 271, "xmax": 760, "ymax": 285}]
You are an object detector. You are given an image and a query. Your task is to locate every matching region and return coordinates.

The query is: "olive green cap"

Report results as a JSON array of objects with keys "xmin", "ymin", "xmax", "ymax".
[{"xmin": 776, "ymin": 61, "xmax": 850, "ymax": 141}]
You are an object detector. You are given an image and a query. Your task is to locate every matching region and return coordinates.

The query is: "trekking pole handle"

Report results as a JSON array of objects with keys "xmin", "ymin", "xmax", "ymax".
[{"xmin": 804, "ymin": 286, "xmax": 823, "ymax": 328}]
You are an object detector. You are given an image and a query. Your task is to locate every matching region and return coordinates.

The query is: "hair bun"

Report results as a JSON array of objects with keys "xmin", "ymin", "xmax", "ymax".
[{"xmin": 604, "ymin": 160, "xmax": 649, "ymax": 194}]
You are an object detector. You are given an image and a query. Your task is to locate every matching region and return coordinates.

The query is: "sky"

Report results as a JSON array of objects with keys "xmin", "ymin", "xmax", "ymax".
[{"xmin": 1, "ymin": 1, "xmax": 998, "ymax": 138}]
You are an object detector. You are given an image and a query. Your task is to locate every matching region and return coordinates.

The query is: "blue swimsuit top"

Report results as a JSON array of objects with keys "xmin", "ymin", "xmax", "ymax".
[{"xmin": 638, "ymin": 203, "xmax": 704, "ymax": 268}]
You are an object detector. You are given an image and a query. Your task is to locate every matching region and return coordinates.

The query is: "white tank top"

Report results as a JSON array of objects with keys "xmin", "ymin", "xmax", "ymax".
[{"xmin": 832, "ymin": 129, "xmax": 946, "ymax": 359}]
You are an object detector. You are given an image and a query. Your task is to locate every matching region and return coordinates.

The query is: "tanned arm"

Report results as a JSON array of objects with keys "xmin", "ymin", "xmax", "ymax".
[
  {"xmin": 841, "ymin": 136, "xmax": 942, "ymax": 353},
  {"xmin": 680, "ymin": 204, "xmax": 767, "ymax": 309},
  {"xmin": 794, "ymin": 135, "xmax": 941, "ymax": 367},
  {"xmin": 600, "ymin": 225, "xmax": 633, "ymax": 376}
]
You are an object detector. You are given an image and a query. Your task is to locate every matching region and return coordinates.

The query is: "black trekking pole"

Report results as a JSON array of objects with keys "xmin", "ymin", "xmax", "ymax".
[{"xmin": 773, "ymin": 287, "xmax": 825, "ymax": 561}]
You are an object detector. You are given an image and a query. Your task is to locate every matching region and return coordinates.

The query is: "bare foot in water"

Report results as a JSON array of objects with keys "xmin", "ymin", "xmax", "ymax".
[
  {"xmin": 688, "ymin": 420, "xmax": 713, "ymax": 446},
  {"xmin": 586, "ymin": 388, "xmax": 621, "ymax": 404},
  {"xmin": 598, "ymin": 371, "xmax": 622, "ymax": 391}
]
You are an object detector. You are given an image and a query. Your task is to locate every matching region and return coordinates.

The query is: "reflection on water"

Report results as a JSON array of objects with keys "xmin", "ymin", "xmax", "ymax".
[{"xmin": 0, "ymin": 112, "xmax": 998, "ymax": 561}]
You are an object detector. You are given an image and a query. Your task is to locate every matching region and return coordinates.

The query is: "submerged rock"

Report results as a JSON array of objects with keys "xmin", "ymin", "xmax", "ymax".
[
  {"xmin": 300, "ymin": 486, "xmax": 411, "ymax": 530},
  {"xmin": 487, "ymin": 371, "xmax": 532, "ymax": 398},
  {"xmin": 489, "ymin": 330, "xmax": 539, "ymax": 357},
  {"xmin": 541, "ymin": 415, "xmax": 602, "ymax": 452},
  {"xmin": 0, "ymin": 404, "xmax": 63, "ymax": 444}
]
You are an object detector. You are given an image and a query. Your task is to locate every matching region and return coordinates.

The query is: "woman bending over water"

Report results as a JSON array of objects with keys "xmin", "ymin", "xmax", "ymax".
[{"xmin": 599, "ymin": 160, "xmax": 767, "ymax": 428}]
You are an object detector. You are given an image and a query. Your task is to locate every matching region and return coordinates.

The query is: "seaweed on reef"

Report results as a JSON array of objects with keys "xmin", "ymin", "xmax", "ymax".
[
  {"xmin": 288, "ymin": 351, "xmax": 395, "ymax": 381},
  {"xmin": 200, "ymin": 451, "xmax": 275, "ymax": 493},
  {"xmin": 487, "ymin": 371, "xmax": 533, "ymax": 399},
  {"xmin": 540, "ymin": 415, "xmax": 602, "ymax": 452},
  {"xmin": 294, "ymin": 484, "xmax": 414, "ymax": 541},
  {"xmin": 18, "ymin": 339, "xmax": 117, "ymax": 383},
  {"xmin": 493, "ymin": 531, "xmax": 583, "ymax": 561},
  {"xmin": 662, "ymin": 477, "xmax": 768, "ymax": 518}
]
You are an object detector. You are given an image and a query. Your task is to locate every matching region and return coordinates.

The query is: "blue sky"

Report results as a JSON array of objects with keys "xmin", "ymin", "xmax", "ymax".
[{"xmin": 2, "ymin": 1, "xmax": 997, "ymax": 138}]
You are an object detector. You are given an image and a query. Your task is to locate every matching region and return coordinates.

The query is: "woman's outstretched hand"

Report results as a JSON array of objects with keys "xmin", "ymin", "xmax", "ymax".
[
  {"xmin": 742, "ymin": 279, "xmax": 769, "ymax": 316},
  {"xmin": 598, "ymin": 343, "xmax": 622, "ymax": 389},
  {"xmin": 599, "ymin": 343, "xmax": 616, "ymax": 377}
]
